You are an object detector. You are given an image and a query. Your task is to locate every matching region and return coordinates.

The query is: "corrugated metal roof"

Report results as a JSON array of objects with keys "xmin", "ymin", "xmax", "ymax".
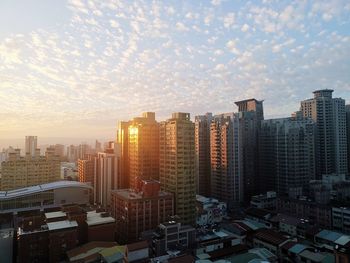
[
  {"xmin": 0, "ymin": 181, "xmax": 92, "ymax": 200},
  {"xmin": 316, "ymin": 230, "xmax": 343, "ymax": 242}
]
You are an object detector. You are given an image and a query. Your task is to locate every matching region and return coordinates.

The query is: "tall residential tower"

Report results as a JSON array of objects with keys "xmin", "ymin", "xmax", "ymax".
[
  {"xmin": 235, "ymin": 99, "xmax": 264, "ymax": 201},
  {"xmin": 159, "ymin": 113, "xmax": 196, "ymax": 225},
  {"xmin": 301, "ymin": 89, "xmax": 348, "ymax": 177},
  {"xmin": 210, "ymin": 113, "xmax": 242, "ymax": 208},
  {"xmin": 128, "ymin": 112, "xmax": 159, "ymax": 189},
  {"xmin": 195, "ymin": 113, "xmax": 213, "ymax": 196}
]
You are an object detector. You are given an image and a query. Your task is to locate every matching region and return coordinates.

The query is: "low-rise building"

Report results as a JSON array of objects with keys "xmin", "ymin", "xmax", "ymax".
[
  {"xmin": 66, "ymin": 241, "xmax": 123, "ymax": 263},
  {"xmin": 270, "ymin": 214, "xmax": 306, "ymax": 236},
  {"xmin": 149, "ymin": 220, "xmax": 196, "ymax": 257},
  {"xmin": 314, "ymin": 229, "xmax": 350, "ymax": 252},
  {"xmin": 126, "ymin": 240, "xmax": 149, "ymax": 262},
  {"xmin": 111, "ymin": 179, "xmax": 174, "ymax": 244},
  {"xmin": 245, "ymin": 207, "xmax": 273, "ymax": 228},
  {"xmin": 276, "ymin": 197, "xmax": 332, "ymax": 228},
  {"xmin": 332, "ymin": 207, "xmax": 350, "ymax": 234},
  {"xmin": 250, "ymin": 191, "xmax": 277, "ymax": 210},
  {"xmin": 252, "ymin": 229, "xmax": 289, "ymax": 258},
  {"xmin": 0, "ymin": 181, "xmax": 92, "ymax": 213},
  {"xmin": 86, "ymin": 210, "xmax": 115, "ymax": 242},
  {"xmin": 196, "ymin": 195, "xmax": 227, "ymax": 226}
]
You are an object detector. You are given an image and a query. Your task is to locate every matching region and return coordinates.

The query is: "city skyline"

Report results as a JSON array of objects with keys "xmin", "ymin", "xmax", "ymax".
[{"xmin": 0, "ymin": 0, "xmax": 349, "ymax": 140}]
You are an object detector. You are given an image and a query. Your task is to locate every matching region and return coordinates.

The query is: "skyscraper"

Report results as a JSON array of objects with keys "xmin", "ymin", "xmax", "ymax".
[
  {"xmin": 301, "ymin": 89, "xmax": 348, "ymax": 177},
  {"xmin": 25, "ymin": 136, "xmax": 37, "ymax": 157},
  {"xmin": 235, "ymin": 99, "xmax": 264, "ymax": 201},
  {"xmin": 94, "ymin": 147, "xmax": 120, "ymax": 207},
  {"xmin": 259, "ymin": 117, "xmax": 316, "ymax": 196},
  {"xmin": 117, "ymin": 121, "xmax": 131, "ymax": 189},
  {"xmin": 210, "ymin": 113, "xmax": 242, "ymax": 208},
  {"xmin": 346, "ymin": 105, "xmax": 350, "ymax": 176},
  {"xmin": 128, "ymin": 112, "xmax": 159, "ymax": 189},
  {"xmin": 159, "ymin": 113, "xmax": 196, "ymax": 225},
  {"xmin": 195, "ymin": 112, "xmax": 213, "ymax": 196}
]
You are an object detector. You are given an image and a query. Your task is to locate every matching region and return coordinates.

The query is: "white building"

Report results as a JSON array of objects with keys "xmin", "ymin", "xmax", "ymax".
[
  {"xmin": 333, "ymin": 207, "xmax": 350, "ymax": 234},
  {"xmin": 94, "ymin": 150, "xmax": 120, "ymax": 207},
  {"xmin": 196, "ymin": 195, "xmax": 227, "ymax": 226},
  {"xmin": 250, "ymin": 191, "xmax": 277, "ymax": 209}
]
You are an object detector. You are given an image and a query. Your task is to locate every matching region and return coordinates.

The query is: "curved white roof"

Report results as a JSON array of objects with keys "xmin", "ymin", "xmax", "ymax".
[{"xmin": 0, "ymin": 180, "xmax": 92, "ymax": 200}]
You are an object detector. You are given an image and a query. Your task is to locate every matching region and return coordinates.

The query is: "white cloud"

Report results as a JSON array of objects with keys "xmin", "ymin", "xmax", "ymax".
[
  {"xmin": 175, "ymin": 22, "xmax": 190, "ymax": 32},
  {"xmin": 226, "ymin": 40, "xmax": 240, "ymax": 55},
  {"xmin": 241, "ymin": 23, "xmax": 250, "ymax": 32},
  {"xmin": 223, "ymin": 13, "xmax": 235, "ymax": 28}
]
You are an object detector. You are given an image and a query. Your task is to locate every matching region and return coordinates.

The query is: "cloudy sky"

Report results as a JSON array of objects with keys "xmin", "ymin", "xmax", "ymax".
[{"xmin": 0, "ymin": 0, "xmax": 349, "ymax": 143}]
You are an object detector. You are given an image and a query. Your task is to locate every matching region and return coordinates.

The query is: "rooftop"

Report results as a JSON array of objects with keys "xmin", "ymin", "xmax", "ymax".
[
  {"xmin": 47, "ymin": 220, "xmax": 78, "ymax": 231},
  {"xmin": 127, "ymin": 240, "xmax": 148, "ymax": 252},
  {"xmin": 0, "ymin": 181, "xmax": 92, "ymax": 200},
  {"xmin": 45, "ymin": 211, "xmax": 67, "ymax": 220},
  {"xmin": 299, "ymin": 250, "xmax": 334, "ymax": 263},
  {"xmin": 316, "ymin": 230, "xmax": 343, "ymax": 242},
  {"xmin": 270, "ymin": 214, "xmax": 304, "ymax": 227},
  {"xmin": 66, "ymin": 241, "xmax": 119, "ymax": 262},
  {"xmin": 112, "ymin": 188, "xmax": 172, "ymax": 200},
  {"xmin": 253, "ymin": 229, "xmax": 288, "ymax": 246},
  {"xmin": 288, "ymin": 244, "xmax": 309, "ymax": 254},
  {"xmin": 86, "ymin": 211, "xmax": 115, "ymax": 226}
]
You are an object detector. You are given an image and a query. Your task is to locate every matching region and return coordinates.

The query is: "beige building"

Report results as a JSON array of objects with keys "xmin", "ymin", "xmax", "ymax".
[
  {"xmin": 0, "ymin": 148, "xmax": 60, "ymax": 191},
  {"xmin": 160, "ymin": 112, "xmax": 196, "ymax": 225},
  {"xmin": 128, "ymin": 112, "xmax": 159, "ymax": 189}
]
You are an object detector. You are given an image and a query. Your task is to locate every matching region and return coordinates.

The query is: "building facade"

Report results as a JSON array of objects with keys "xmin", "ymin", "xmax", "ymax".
[
  {"xmin": 25, "ymin": 136, "xmax": 37, "ymax": 157},
  {"xmin": 160, "ymin": 113, "xmax": 196, "ymax": 225},
  {"xmin": 300, "ymin": 89, "xmax": 348, "ymax": 177},
  {"xmin": 210, "ymin": 113, "xmax": 242, "ymax": 208},
  {"xmin": 128, "ymin": 112, "xmax": 160, "ymax": 189},
  {"xmin": 1, "ymin": 148, "xmax": 60, "ymax": 191},
  {"xmin": 78, "ymin": 155, "xmax": 95, "ymax": 186},
  {"xmin": 259, "ymin": 117, "xmax": 316, "ymax": 195},
  {"xmin": 94, "ymin": 150, "xmax": 119, "ymax": 207},
  {"xmin": 117, "ymin": 121, "xmax": 131, "ymax": 189},
  {"xmin": 111, "ymin": 180, "xmax": 174, "ymax": 244},
  {"xmin": 195, "ymin": 113, "xmax": 213, "ymax": 196},
  {"xmin": 346, "ymin": 104, "xmax": 350, "ymax": 176},
  {"xmin": 235, "ymin": 99, "xmax": 264, "ymax": 201}
]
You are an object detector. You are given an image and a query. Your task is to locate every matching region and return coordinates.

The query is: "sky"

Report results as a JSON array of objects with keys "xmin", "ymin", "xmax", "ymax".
[{"xmin": 0, "ymin": 0, "xmax": 349, "ymax": 146}]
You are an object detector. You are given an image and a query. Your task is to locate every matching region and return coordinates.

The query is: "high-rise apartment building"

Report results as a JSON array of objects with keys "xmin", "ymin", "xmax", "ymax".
[
  {"xmin": 235, "ymin": 99, "xmax": 264, "ymax": 201},
  {"xmin": 48, "ymin": 144, "xmax": 65, "ymax": 161},
  {"xmin": 94, "ymin": 147, "xmax": 120, "ymax": 207},
  {"xmin": 301, "ymin": 89, "xmax": 348, "ymax": 177},
  {"xmin": 259, "ymin": 117, "xmax": 316, "ymax": 195},
  {"xmin": 78, "ymin": 154, "xmax": 95, "ymax": 186},
  {"xmin": 128, "ymin": 112, "xmax": 159, "ymax": 189},
  {"xmin": 117, "ymin": 121, "xmax": 131, "ymax": 189},
  {"xmin": 67, "ymin": 144, "xmax": 93, "ymax": 163},
  {"xmin": 0, "ymin": 148, "xmax": 60, "ymax": 191},
  {"xmin": 159, "ymin": 113, "xmax": 196, "ymax": 225},
  {"xmin": 111, "ymin": 179, "xmax": 174, "ymax": 244},
  {"xmin": 195, "ymin": 113, "xmax": 213, "ymax": 196},
  {"xmin": 346, "ymin": 105, "xmax": 350, "ymax": 176},
  {"xmin": 210, "ymin": 113, "xmax": 242, "ymax": 208},
  {"xmin": 25, "ymin": 136, "xmax": 37, "ymax": 157}
]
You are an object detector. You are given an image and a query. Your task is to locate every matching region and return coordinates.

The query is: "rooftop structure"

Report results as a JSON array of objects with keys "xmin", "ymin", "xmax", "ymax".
[
  {"xmin": 86, "ymin": 210, "xmax": 115, "ymax": 226},
  {"xmin": 47, "ymin": 220, "xmax": 78, "ymax": 231}
]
